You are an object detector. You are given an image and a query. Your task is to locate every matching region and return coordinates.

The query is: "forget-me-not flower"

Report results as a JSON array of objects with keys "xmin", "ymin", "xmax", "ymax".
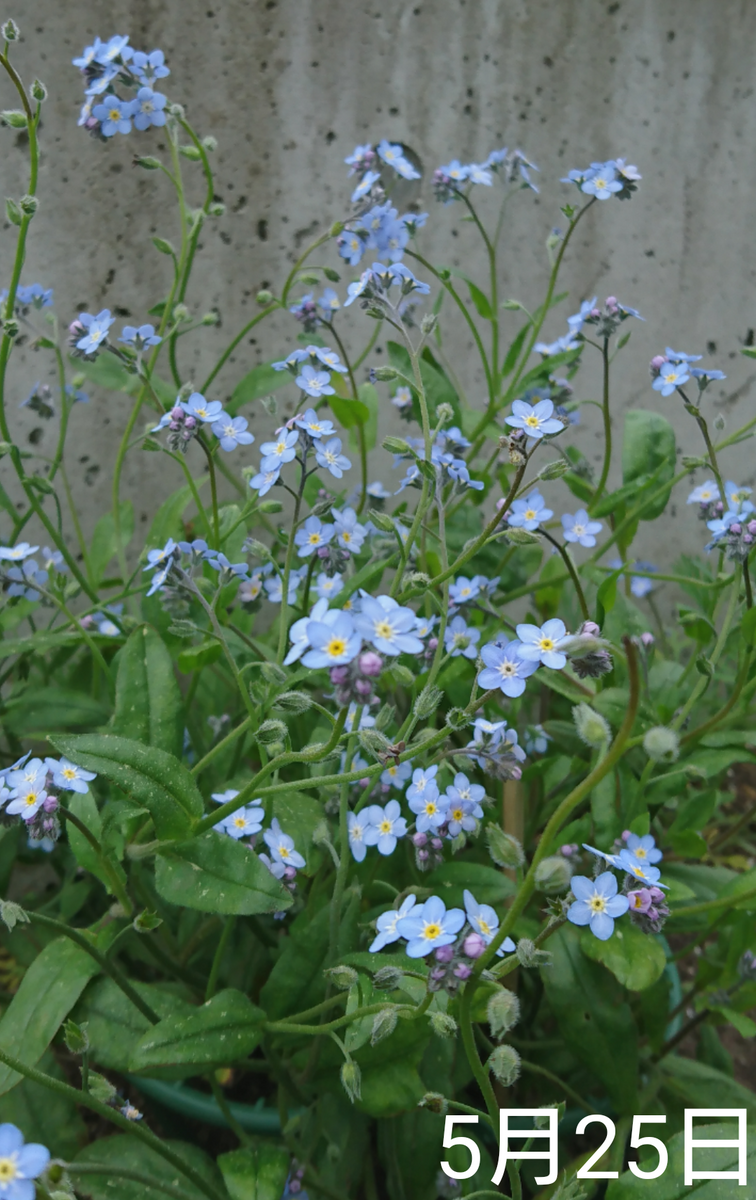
[
  {"xmin": 294, "ymin": 515, "xmax": 335, "ymax": 558},
  {"xmin": 364, "ymin": 800, "xmax": 408, "ymax": 855},
  {"xmin": 567, "ymin": 872, "xmax": 629, "ymax": 940},
  {"xmin": 250, "ymin": 466, "xmax": 281, "ymax": 496},
  {"xmin": 315, "ymin": 572, "xmax": 344, "ymax": 601},
  {"xmin": 45, "ymin": 756, "xmax": 96, "ymax": 794},
  {"xmin": 370, "ymin": 893, "xmax": 419, "ymax": 952},
  {"xmin": 380, "ymin": 760, "xmax": 413, "ymax": 790},
  {"xmin": 348, "ymin": 811, "xmax": 369, "ymax": 862},
  {"xmin": 652, "ymin": 361, "xmax": 689, "ymax": 396},
  {"xmin": 211, "ymin": 415, "xmax": 255, "ymax": 451},
  {"xmin": 397, "ymin": 895, "xmax": 465, "ymax": 958},
  {"xmin": 296, "ymin": 365, "xmax": 335, "ymax": 398},
  {"xmin": 133, "ymin": 87, "xmax": 167, "ymax": 130},
  {"xmin": 260, "ymin": 429, "xmax": 299, "ymax": 470},
  {"xmin": 295, "ymin": 408, "xmax": 335, "ymax": 439},
  {"xmin": 444, "ymin": 615, "xmax": 481, "ymax": 659},
  {"xmin": 406, "ymin": 765, "xmax": 438, "ymax": 804},
  {"xmin": 76, "ymin": 310, "xmax": 115, "ymax": 353},
  {"xmin": 301, "ymin": 611, "xmax": 362, "ymax": 668},
  {"xmin": 0, "ymin": 1122, "xmax": 50, "ymax": 1200},
  {"xmin": 408, "ymin": 783, "xmax": 445, "ymax": 832},
  {"xmin": 477, "ymin": 639, "xmax": 538, "ymax": 698},
  {"xmin": 316, "ymin": 437, "xmax": 351, "ymax": 479},
  {"xmin": 354, "ymin": 595, "xmax": 425, "ymax": 656},
  {"xmin": 505, "ymin": 397, "xmax": 564, "ymax": 439},
  {"xmin": 92, "ymin": 97, "xmax": 136, "ymax": 137},
  {"xmin": 464, "ymin": 889, "xmax": 516, "ymax": 955},
  {"xmin": 263, "ymin": 818, "xmax": 306, "ymax": 869},
  {"xmin": 516, "ymin": 619, "xmax": 570, "ymax": 670},
  {"xmin": 508, "ymin": 490, "xmax": 553, "ymax": 531},
  {"xmin": 562, "ymin": 510, "xmax": 603, "ymax": 547}
]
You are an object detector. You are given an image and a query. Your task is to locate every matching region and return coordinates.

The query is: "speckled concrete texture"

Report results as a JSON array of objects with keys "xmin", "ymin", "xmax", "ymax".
[{"xmin": 2, "ymin": 0, "xmax": 755, "ymax": 560}]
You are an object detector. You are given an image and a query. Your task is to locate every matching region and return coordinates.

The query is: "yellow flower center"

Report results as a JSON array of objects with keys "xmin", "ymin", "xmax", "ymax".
[
  {"xmin": 23, "ymin": 791, "xmax": 38, "ymax": 807},
  {"xmin": 524, "ymin": 414, "xmax": 541, "ymax": 428},
  {"xmin": 595, "ymin": 177, "xmax": 607, "ymax": 189},
  {"xmin": 524, "ymin": 509, "xmax": 537, "ymax": 520},
  {"xmin": 538, "ymin": 637, "xmax": 555, "ymax": 651},
  {"xmin": 588, "ymin": 894, "xmax": 607, "ymax": 914},
  {"xmin": 342, "ymin": 531, "xmax": 351, "ymax": 542},
  {"xmin": 379, "ymin": 819, "xmax": 392, "ymax": 833},
  {"xmin": 62, "ymin": 767, "xmax": 77, "ymax": 780},
  {"xmin": 0, "ymin": 1159, "xmax": 17, "ymax": 1183},
  {"xmin": 634, "ymin": 847, "xmax": 647, "ymax": 859},
  {"xmin": 451, "ymin": 807, "xmax": 464, "ymax": 822},
  {"xmin": 478, "ymin": 918, "xmax": 492, "ymax": 936},
  {"xmin": 460, "ymin": 587, "xmax": 470, "ymax": 597},
  {"xmin": 233, "ymin": 817, "xmax": 246, "ymax": 828},
  {"xmin": 423, "ymin": 922, "xmax": 441, "ymax": 940},
  {"xmin": 308, "ymin": 532, "xmax": 321, "ymax": 544},
  {"xmin": 631, "ymin": 864, "xmax": 648, "ymax": 879},
  {"xmin": 326, "ymin": 637, "xmax": 347, "ymax": 658},
  {"xmin": 279, "ymin": 845, "xmax": 290, "ymax": 859},
  {"xmin": 424, "ymin": 801, "xmax": 437, "ymax": 816},
  {"xmin": 109, "ymin": 108, "xmax": 121, "ymax": 121},
  {"xmin": 375, "ymin": 620, "xmax": 394, "ymax": 640}
]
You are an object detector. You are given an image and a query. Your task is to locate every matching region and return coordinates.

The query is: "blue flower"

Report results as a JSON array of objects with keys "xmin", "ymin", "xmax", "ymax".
[
  {"xmin": 581, "ymin": 163, "xmax": 622, "ymax": 201},
  {"xmin": 446, "ymin": 772, "xmax": 485, "ymax": 808},
  {"xmin": 45, "ymin": 756, "xmax": 96, "ymax": 794},
  {"xmin": 294, "ymin": 516, "xmax": 335, "ymax": 558},
  {"xmin": 408, "ymin": 782, "xmax": 445, "ymax": 832},
  {"xmin": 219, "ymin": 804, "xmax": 264, "ymax": 840},
  {"xmin": 505, "ymin": 397, "xmax": 564, "ymax": 439},
  {"xmin": 133, "ymin": 87, "xmax": 167, "ymax": 131},
  {"xmin": 562, "ymin": 509, "xmax": 603, "ymax": 547},
  {"xmin": 205, "ymin": 552, "xmax": 249, "ymax": 578},
  {"xmin": 567, "ymin": 297, "xmax": 598, "ymax": 335},
  {"xmin": 315, "ymin": 572, "xmax": 343, "ymax": 601},
  {"xmin": 295, "ymin": 408, "xmax": 335, "ymax": 439},
  {"xmin": 283, "ymin": 598, "xmax": 330, "ymax": 665},
  {"xmin": 263, "ymin": 818, "xmax": 306, "ymax": 869},
  {"xmin": 652, "ymin": 361, "xmax": 689, "ymax": 396},
  {"xmin": 345, "ymin": 144, "xmax": 376, "ymax": 173},
  {"xmin": 119, "ymin": 323, "xmax": 162, "ymax": 348},
  {"xmin": 260, "ymin": 429, "xmax": 299, "ymax": 470},
  {"xmin": 130, "ymin": 49, "xmax": 170, "ymax": 86},
  {"xmin": 376, "ymin": 139, "xmax": 420, "ymax": 180},
  {"xmin": 6, "ymin": 559, "xmax": 48, "ymax": 601},
  {"xmin": 380, "ymin": 760, "xmax": 413, "ymax": 790},
  {"xmin": 407, "ymin": 765, "xmax": 438, "ymax": 804},
  {"xmin": 338, "ymin": 232, "xmax": 366, "ymax": 267},
  {"xmin": 92, "ymin": 96, "xmax": 136, "ymax": 137},
  {"xmin": 516, "ymin": 619, "xmax": 570, "ymax": 670},
  {"xmin": 354, "ymin": 595, "xmax": 424, "ymax": 656},
  {"xmin": 16, "ymin": 283, "xmax": 53, "ymax": 308},
  {"xmin": 364, "ymin": 799, "xmax": 408, "ymax": 855},
  {"xmin": 726, "ymin": 481, "xmax": 753, "ymax": 510},
  {"xmin": 295, "ymin": 365, "xmax": 335, "ymax": 398},
  {"xmin": 75, "ymin": 310, "xmax": 115, "ymax": 353},
  {"xmin": 211, "ymin": 414, "xmax": 255, "ymax": 451},
  {"xmin": 444, "ymin": 797, "xmax": 478, "ymax": 837},
  {"xmin": 182, "ymin": 393, "xmax": 223, "ymax": 423},
  {"xmin": 316, "ymin": 437, "xmax": 351, "ymax": 479},
  {"xmin": 444, "ymin": 615, "xmax": 481, "ymax": 659},
  {"xmin": 40, "ymin": 547, "xmax": 68, "ymax": 573},
  {"xmin": 567, "ymin": 872, "xmax": 629, "ymax": 940},
  {"xmin": 464, "ymin": 889, "xmax": 516, "ymax": 955},
  {"xmin": 0, "ymin": 543, "xmax": 38, "ymax": 563},
  {"xmin": 0, "ymin": 1122, "xmax": 50, "ymax": 1200},
  {"xmin": 396, "ymin": 895, "xmax": 465, "ymax": 958},
  {"xmin": 477, "ymin": 639, "xmax": 538, "ymax": 698},
  {"xmin": 466, "ymin": 163, "xmax": 493, "ymax": 185},
  {"xmin": 351, "ymin": 170, "xmax": 381, "ymax": 202},
  {"xmin": 664, "ymin": 347, "xmax": 702, "ymax": 364},
  {"xmin": 448, "ymin": 576, "xmax": 480, "ymax": 604},
  {"xmin": 144, "ymin": 538, "xmax": 177, "ymax": 571},
  {"xmin": 687, "ymin": 480, "xmax": 718, "ymax": 505},
  {"xmin": 348, "ymin": 810, "xmax": 369, "ymax": 862},
  {"xmin": 317, "ymin": 289, "xmax": 341, "ymax": 317},
  {"xmin": 6, "ymin": 757, "xmax": 45, "ymax": 793},
  {"xmin": 7, "ymin": 777, "xmax": 47, "ymax": 820},
  {"xmin": 438, "ymin": 160, "xmax": 469, "ymax": 184},
  {"xmin": 624, "ymin": 833, "xmax": 662, "ymax": 865},
  {"xmin": 301, "ymin": 611, "xmax": 362, "ymax": 668},
  {"xmin": 332, "ymin": 507, "xmax": 366, "ymax": 553},
  {"xmin": 533, "ymin": 333, "xmax": 580, "ymax": 356},
  {"xmin": 508, "ymin": 490, "xmax": 553, "ymax": 531},
  {"xmin": 249, "ymin": 466, "xmax": 281, "ymax": 496},
  {"xmin": 370, "ymin": 893, "xmax": 419, "ymax": 952},
  {"xmin": 616, "ymin": 849, "xmax": 665, "ymax": 887},
  {"xmin": 263, "ymin": 570, "xmax": 302, "ymax": 604},
  {"xmin": 691, "ymin": 367, "xmax": 726, "ymax": 386},
  {"xmin": 386, "ymin": 262, "xmax": 430, "ymax": 295}
]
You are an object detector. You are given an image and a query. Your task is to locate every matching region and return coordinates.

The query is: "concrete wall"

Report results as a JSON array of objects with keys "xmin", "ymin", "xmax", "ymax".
[{"xmin": 2, "ymin": 0, "xmax": 756, "ymax": 569}]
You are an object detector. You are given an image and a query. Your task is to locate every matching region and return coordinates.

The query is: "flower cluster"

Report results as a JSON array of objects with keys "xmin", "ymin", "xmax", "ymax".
[
  {"xmin": 561, "ymin": 158, "xmax": 641, "ymax": 201},
  {"xmin": 650, "ymin": 347, "xmax": 726, "ymax": 397},
  {"xmin": 151, "ymin": 391, "xmax": 252, "ymax": 456},
  {"xmin": 433, "ymin": 147, "xmax": 538, "ymax": 204},
  {"xmin": 391, "ymin": 427, "xmax": 484, "ymax": 495},
  {"xmin": 0, "ymin": 753, "xmax": 97, "ymax": 851},
  {"xmin": 73, "ymin": 35, "xmax": 170, "ymax": 137},
  {"xmin": 569, "ymin": 833, "xmax": 669, "ymax": 940},
  {"xmin": 0, "ymin": 542, "xmax": 68, "ymax": 603}
]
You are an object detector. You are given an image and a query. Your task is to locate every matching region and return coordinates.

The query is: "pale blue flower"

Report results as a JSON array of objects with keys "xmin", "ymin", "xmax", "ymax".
[
  {"xmin": 448, "ymin": 576, "xmax": 480, "ymax": 604},
  {"xmin": 301, "ymin": 612, "xmax": 362, "ymax": 668},
  {"xmin": 296, "ymin": 365, "xmax": 334, "ymax": 398},
  {"xmin": 567, "ymin": 873, "xmax": 629, "ymax": 940},
  {"xmin": 376, "ymin": 139, "xmax": 420, "ymax": 180},
  {"xmin": 464, "ymin": 889, "xmax": 516, "ymax": 955},
  {"xmin": 581, "ymin": 163, "xmax": 622, "ymax": 200},
  {"xmin": 75, "ymin": 309, "xmax": 115, "ymax": 352},
  {"xmin": 446, "ymin": 773, "xmax": 485, "ymax": 808},
  {"xmin": 260, "ymin": 429, "xmax": 299, "ymax": 470},
  {"xmin": 92, "ymin": 97, "xmax": 136, "ymax": 137},
  {"xmin": 183, "ymin": 393, "xmax": 223, "ymax": 423},
  {"xmin": 211, "ymin": 415, "xmax": 254, "ymax": 451},
  {"xmin": 220, "ymin": 805, "xmax": 264, "ymax": 840},
  {"xmin": 132, "ymin": 87, "xmax": 167, "ymax": 131},
  {"xmin": 339, "ymin": 233, "xmax": 366, "ymax": 267},
  {"xmin": 516, "ymin": 619, "xmax": 569, "ymax": 670},
  {"xmin": 263, "ymin": 817, "xmax": 306, "ymax": 869},
  {"xmin": 317, "ymin": 289, "xmax": 341, "ymax": 317},
  {"xmin": 295, "ymin": 408, "xmax": 335, "ymax": 439},
  {"xmin": 370, "ymin": 893, "xmax": 419, "ymax": 952},
  {"xmin": 408, "ymin": 783, "xmax": 445, "ymax": 832},
  {"xmin": 130, "ymin": 49, "xmax": 170, "ymax": 86},
  {"xmin": 444, "ymin": 615, "xmax": 481, "ymax": 659},
  {"xmin": 143, "ymin": 538, "xmax": 177, "ymax": 571},
  {"xmin": 316, "ymin": 437, "xmax": 351, "ymax": 479},
  {"xmin": 652, "ymin": 361, "xmax": 689, "ymax": 396},
  {"xmin": 5, "ymin": 559, "xmax": 47, "ymax": 600},
  {"xmin": 119, "ymin": 323, "xmax": 161, "ymax": 348},
  {"xmin": 664, "ymin": 348, "xmax": 702, "ymax": 364},
  {"xmin": 562, "ymin": 509, "xmax": 603, "ymax": 547},
  {"xmin": 294, "ymin": 516, "xmax": 335, "ymax": 558},
  {"xmin": 263, "ymin": 570, "xmax": 301, "ymax": 604},
  {"xmin": 438, "ymin": 160, "xmax": 469, "ymax": 184},
  {"xmin": 567, "ymin": 297, "xmax": 597, "ymax": 335},
  {"xmin": 354, "ymin": 595, "xmax": 424, "ymax": 656},
  {"xmin": 332, "ymin": 507, "xmax": 366, "ymax": 552},
  {"xmin": 616, "ymin": 849, "xmax": 665, "ymax": 887},
  {"xmin": 315, "ymin": 572, "xmax": 344, "ymax": 601},
  {"xmin": 6, "ymin": 757, "xmax": 45, "ymax": 793},
  {"xmin": 406, "ymin": 765, "xmax": 438, "ymax": 805},
  {"xmin": 314, "ymin": 346, "xmax": 348, "ymax": 374},
  {"xmin": 509, "ymin": 490, "xmax": 553, "ymax": 531},
  {"xmin": 533, "ymin": 334, "xmax": 580, "ymax": 356},
  {"xmin": 0, "ymin": 1122, "xmax": 50, "ymax": 1200},
  {"xmin": 250, "ymin": 466, "xmax": 281, "ymax": 496},
  {"xmin": 7, "ymin": 779, "xmax": 47, "ymax": 820},
  {"xmin": 624, "ymin": 833, "xmax": 662, "ymax": 865},
  {"xmin": 45, "ymin": 756, "xmax": 96, "ymax": 794},
  {"xmin": 505, "ymin": 397, "xmax": 563, "ymax": 439},
  {"xmin": 351, "ymin": 170, "xmax": 381, "ymax": 202},
  {"xmin": 396, "ymin": 895, "xmax": 465, "ymax": 958},
  {"xmin": 364, "ymin": 799, "xmax": 407, "ymax": 854},
  {"xmin": 380, "ymin": 760, "xmax": 413, "ymax": 790},
  {"xmin": 283, "ymin": 598, "xmax": 330, "ymax": 666},
  {"xmin": 477, "ymin": 639, "xmax": 538, "ymax": 697},
  {"xmin": 348, "ymin": 810, "xmax": 369, "ymax": 862}
]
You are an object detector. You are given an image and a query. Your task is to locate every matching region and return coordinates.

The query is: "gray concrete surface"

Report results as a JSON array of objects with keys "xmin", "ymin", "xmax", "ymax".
[{"xmin": 2, "ymin": 0, "xmax": 756, "ymax": 573}]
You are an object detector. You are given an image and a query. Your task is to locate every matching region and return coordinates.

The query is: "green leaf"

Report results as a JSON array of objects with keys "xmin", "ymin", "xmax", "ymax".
[
  {"xmin": 73, "ymin": 978, "xmax": 194, "ymax": 1073},
  {"xmin": 272, "ymin": 792, "xmax": 325, "ymax": 876},
  {"xmin": 260, "ymin": 904, "xmax": 330, "ymax": 1019},
  {"xmin": 72, "ymin": 1136, "xmax": 223, "ymax": 1200},
  {"xmin": 328, "ymin": 392, "xmax": 370, "ymax": 429},
  {"xmin": 355, "ymin": 381, "xmax": 379, "ymax": 452},
  {"xmin": 145, "ymin": 479, "xmax": 208, "ymax": 552},
  {"xmin": 67, "ymin": 791, "xmax": 127, "ymax": 896},
  {"xmin": 355, "ymin": 1017, "xmax": 430, "ymax": 1117},
  {"xmin": 466, "ymin": 280, "xmax": 493, "ymax": 320},
  {"xmin": 155, "ymin": 831, "xmax": 292, "ymax": 914},
  {"xmin": 227, "ymin": 361, "xmax": 290, "ymax": 417},
  {"xmin": 659, "ymin": 1055, "xmax": 756, "ymax": 1118},
  {"xmin": 0, "ymin": 1049, "xmax": 86, "ymax": 1157},
  {"xmin": 50, "ymin": 733, "xmax": 203, "ymax": 840},
  {"xmin": 177, "ymin": 640, "xmax": 222, "ymax": 674},
  {"xmin": 714, "ymin": 1005, "xmax": 756, "ymax": 1038},
  {"xmin": 580, "ymin": 925, "xmax": 667, "ymax": 991},
  {"xmin": 742, "ymin": 606, "xmax": 756, "ymax": 647},
  {"xmin": 71, "ymin": 355, "xmax": 137, "ymax": 394},
  {"xmin": 112, "ymin": 626, "xmax": 184, "ymax": 757},
  {"xmin": 130, "ymin": 989, "xmax": 265, "ymax": 1077},
  {"xmin": 90, "ymin": 501, "xmax": 134, "ymax": 585},
  {"xmin": 4, "ymin": 688, "xmax": 110, "ymax": 737},
  {"xmin": 621, "ymin": 409, "xmax": 676, "ymax": 520},
  {"xmin": 541, "ymin": 925, "xmax": 638, "ymax": 1112},
  {"xmin": 0, "ymin": 631, "xmax": 86, "ymax": 660},
  {"xmin": 424, "ymin": 861, "xmax": 515, "ymax": 908},
  {"xmin": 501, "ymin": 324, "xmax": 530, "ymax": 376},
  {"xmin": 606, "ymin": 1122, "xmax": 756, "ymax": 1199},
  {"xmin": 218, "ymin": 1146, "xmax": 290, "ymax": 1200},
  {"xmin": 596, "ymin": 564, "xmax": 625, "ymax": 626},
  {"xmin": 0, "ymin": 938, "xmax": 100, "ymax": 1095}
]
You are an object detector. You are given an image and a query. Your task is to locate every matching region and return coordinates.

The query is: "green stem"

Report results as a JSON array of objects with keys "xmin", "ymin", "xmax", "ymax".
[
  {"xmin": 591, "ymin": 335, "xmax": 612, "ymax": 506},
  {"xmin": 59, "ymin": 806, "xmax": 133, "ymax": 916},
  {"xmin": 519, "ymin": 1060, "xmax": 599, "ymax": 1114},
  {"xmin": 541, "ymin": 530, "xmax": 589, "ymax": 620},
  {"xmin": 328, "ymin": 712, "xmax": 361, "ymax": 963},
  {"xmin": 669, "ymin": 884, "xmax": 756, "ymax": 920},
  {"xmin": 206, "ymin": 916, "xmax": 235, "ymax": 1000},
  {"xmin": 191, "ymin": 716, "xmax": 251, "ymax": 776}
]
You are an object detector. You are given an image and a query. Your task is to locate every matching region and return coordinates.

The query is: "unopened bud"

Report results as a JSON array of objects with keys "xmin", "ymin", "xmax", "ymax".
[
  {"xmin": 373, "ymin": 965, "xmax": 404, "ymax": 990},
  {"xmin": 275, "ymin": 691, "xmax": 313, "ymax": 714},
  {"xmin": 359, "ymin": 728, "xmax": 391, "ymax": 758},
  {"xmin": 537, "ymin": 458, "xmax": 569, "ymax": 481},
  {"xmin": 371, "ymin": 1006, "xmax": 399, "ymax": 1045},
  {"xmin": 256, "ymin": 289, "xmax": 274, "ymax": 306},
  {"xmin": 488, "ymin": 1044, "xmax": 521, "ymax": 1087},
  {"xmin": 260, "ymin": 661, "xmax": 287, "ymax": 685},
  {"xmin": 419, "ymin": 1091, "xmax": 448, "ymax": 1114},
  {"xmin": 421, "ymin": 312, "xmax": 438, "ymax": 335},
  {"xmin": 133, "ymin": 909, "xmax": 162, "ymax": 933},
  {"xmin": 256, "ymin": 718, "xmax": 287, "ymax": 745},
  {"xmin": 324, "ymin": 965, "xmax": 358, "ymax": 991},
  {"xmin": 504, "ymin": 527, "xmax": 540, "ymax": 545},
  {"xmin": 30, "ymin": 79, "xmax": 47, "ymax": 103},
  {"xmin": 368, "ymin": 509, "xmax": 395, "ymax": 533},
  {"xmin": 463, "ymin": 932, "xmax": 488, "ymax": 959},
  {"xmin": 388, "ymin": 663, "xmax": 413, "ymax": 687},
  {"xmin": 534, "ymin": 855, "xmax": 573, "ymax": 894},
  {"xmin": 63, "ymin": 1019, "xmax": 90, "ymax": 1055},
  {"xmin": 516, "ymin": 937, "xmax": 552, "ymax": 969},
  {"xmin": 340, "ymin": 1059, "xmax": 361, "ymax": 1103},
  {"xmin": 572, "ymin": 702, "xmax": 610, "ymax": 748},
  {"xmin": 1, "ymin": 110, "xmax": 26, "ymax": 129},
  {"xmin": 208, "ymin": 201, "xmax": 225, "ymax": 217},
  {"xmin": 382, "ymin": 435, "xmax": 411, "ymax": 455},
  {"xmin": 643, "ymin": 725, "xmax": 679, "ymax": 762},
  {"xmin": 487, "ymin": 989, "xmax": 520, "ymax": 1038},
  {"xmin": 445, "ymin": 706, "xmax": 468, "ymax": 731},
  {"xmin": 2, "ymin": 19, "xmax": 19, "ymax": 40},
  {"xmin": 200, "ymin": 311, "xmax": 220, "ymax": 325},
  {"xmin": 258, "ymin": 498, "xmax": 283, "ymax": 513},
  {"xmin": 429, "ymin": 1011, "xmax": 458, "ymax": 1038},
  {"xmin": 372, "ymin": 366, "xmax": 399, "ymax": 381},
  {"xmin": 486, "ymin": 825, "xmax": 525, "ymax": 868}
]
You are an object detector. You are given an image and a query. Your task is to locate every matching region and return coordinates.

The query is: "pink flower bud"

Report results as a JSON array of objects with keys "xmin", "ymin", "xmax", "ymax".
[
  {"xmin": 284, "ymin": 866, "xmax": 297, "ymax": 881},
  {"xmin": 434, "ymin": 944, "xmax": 454, "ymax": 963},
  {"xmin": 605, "ymin": 296, "xmax": 618, "ymax": 312},
  {"xmin": 169, "ymin": 420, "xmax": 181, "ymax": 431},
  {"xmin": 431, "ymin": 838, "xmax": 443, "ymax": 851},
  {"xmin": 170, "ymin": 405, "xmax": 184, "ymax": 420},
  {"xmin": 579, "ymin": 620, "xmax": 601, "ymax": 637},
  {"xmin": 354, "ymin": 679, "xmax": 373, "ymax": 698},
  {"xmin": 359, "ymin": 651, "xmax": 382, "ymax": 677},
  {"xmin": 748, "ymin": 521, "xmax": 756, "ymax": 536},
  {"xmin": 640, "ymin": 631, "xmax": 655, "ymax": 646},
  {"xmin": 329, "ymin": 666, "xmax": 349, "ymax": 684},
  {"xmin": 731, "ymin": 523, "xmax": 742, "ymax": 535},
  {"xmin": 745, "ymin": 534, "xmax": 754, "ymax": 544},
  {"xmin": 413, "ymin": 832, "xmax": 428, "ymax": 847},
  {"xmin": 590, "ymin": 307, "xmax": 602, "ymax": 318},
  {"xmin": 427, "ymin": 638, "xmax": 439, "ymax": 653},
  {"xmin": 454, "ymin": 962, "xmax": 473, "ymax": 980},
  {"xmin": 417, "ymin": 848, "xmax": 429, "ymax": 862},
  {"xmin": 650, "ymin": 355, "xmax": 666, "ymax": 372},
  {"xmin": 184, "ymin": 416, "xmax": 196, "ymax": 430},
  {"xmin": 43, "ymin": 795, "xmax": 58, "ymax": 813},
  {"xmin": 559, "ymin": 844, "xmax": 574, "ymax": 857},
  {"xmin": 649, "ymin": 887, "xmax": 665, "ymax": 903},
  {"xmin": 316, "ymin": 546, "xmax": 329, "ymax": 558},
  {"xmin": 510, "ymin": 766, "xmax": 522, "ymax": 781},
  {"xmin": 463, "ymin": 932, "xmax": 487, "ymax": 959},
  {"xmin": 79, "ymin": 615, "xmax": 94, "ymax": 630}
]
